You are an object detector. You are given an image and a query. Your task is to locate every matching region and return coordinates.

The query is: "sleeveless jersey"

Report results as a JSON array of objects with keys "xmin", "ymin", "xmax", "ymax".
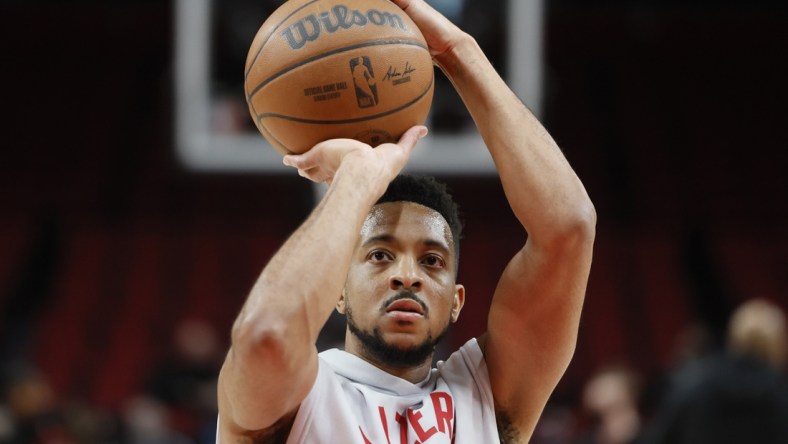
[{"xmin": 217, "ymin": 338, "xmax": 499, "ymax": 443}]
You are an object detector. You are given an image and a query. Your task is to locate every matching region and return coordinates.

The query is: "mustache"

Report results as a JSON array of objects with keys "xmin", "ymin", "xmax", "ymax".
[{"xmin": 381, "ymin": 291, "xmax": 429, "ymax": 316}]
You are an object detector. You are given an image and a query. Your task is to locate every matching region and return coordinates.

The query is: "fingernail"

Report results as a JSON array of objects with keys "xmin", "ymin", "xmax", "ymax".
[
  {"xmin": 282, "ymin": 156, "xmax": 292, "ymax": 166},
  {"xmin": 418, "ymin": 126, "xmax": 429, "ymax": 139}
]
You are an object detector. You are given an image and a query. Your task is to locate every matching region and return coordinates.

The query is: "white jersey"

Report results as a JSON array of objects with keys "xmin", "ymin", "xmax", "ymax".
[
  {"xmin": 216, "ymin": 338, "xmax": 499, "ymax": 443},
  {"xmin": 217, "ymin": 338, "xmax": 499, "ymax": 443}
]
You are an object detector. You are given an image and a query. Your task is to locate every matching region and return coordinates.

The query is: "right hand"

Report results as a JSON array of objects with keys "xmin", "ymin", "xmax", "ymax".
[
  {"xmin": 390, "ymin": 0, "xmax": 467, "ymax": 62},
  {"xmin": 282, "ymin": 125, "xmax": 428, "ymax": 185}
]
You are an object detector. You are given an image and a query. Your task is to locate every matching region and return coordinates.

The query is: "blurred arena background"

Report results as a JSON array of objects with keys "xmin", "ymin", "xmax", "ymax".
[{"xmin": 1, "ymin": 0, "xmax": 787, "ymax": 442}]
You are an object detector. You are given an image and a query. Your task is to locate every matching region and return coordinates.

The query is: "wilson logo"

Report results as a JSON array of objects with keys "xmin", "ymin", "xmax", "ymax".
[{"xmin": 281, "ymin": 5, "xmax": 407, "ymax": 50}]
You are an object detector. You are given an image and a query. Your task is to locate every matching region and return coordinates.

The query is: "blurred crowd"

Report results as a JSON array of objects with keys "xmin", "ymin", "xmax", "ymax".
[
  {"xmin": 536, "ymin": 297, "xmax": 788, "ymax": 444},
  {"xmin": 2, "ymin": 297, "xmax": 786, "ymax": 444},
  {"xmin": 0, "ymin": 318, "xmax": 221, "ymax": 444}
]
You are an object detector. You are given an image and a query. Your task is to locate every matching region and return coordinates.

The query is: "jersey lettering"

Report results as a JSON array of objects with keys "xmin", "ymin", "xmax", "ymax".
[
  {"xmin": 359, "ymin": 391, "xmax": 455, "ymax": 443},
  {"xmin": 408, "ymin": 408, "xmax": 438, "ymax": 442},
  {"xmin": 430, "ymin": 392, "xmax": 453, "ymax": 439}
]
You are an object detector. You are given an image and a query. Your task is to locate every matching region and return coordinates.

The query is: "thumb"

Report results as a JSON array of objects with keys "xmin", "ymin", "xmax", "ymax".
[
  {"xmin": 396, "ymin": 125, "xmax": 429, "ymax": 151},
  {"xmin": 282, "ymin": 150, "xmax": 315, "ymax": 170}
]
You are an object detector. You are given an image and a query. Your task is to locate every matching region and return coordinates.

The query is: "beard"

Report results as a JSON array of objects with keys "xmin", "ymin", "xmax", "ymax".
[{"xmin": 345, "ymin": 304, "xmax": 451, "ymax": 368}]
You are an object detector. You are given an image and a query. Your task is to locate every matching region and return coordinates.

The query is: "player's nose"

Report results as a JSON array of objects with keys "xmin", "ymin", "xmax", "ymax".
[{"xmin": 389, "ymin": 257, "xmax": 422, "ymax": 291}]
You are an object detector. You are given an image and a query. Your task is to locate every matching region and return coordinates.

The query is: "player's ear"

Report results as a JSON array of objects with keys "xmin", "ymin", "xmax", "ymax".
[
  {"xmin": 336, "ymin": 289, "xmax": 347, "ymax": 314},
  {"xmin": 451, "ymin": 284, "xmax": 465, "ymax": 323}
]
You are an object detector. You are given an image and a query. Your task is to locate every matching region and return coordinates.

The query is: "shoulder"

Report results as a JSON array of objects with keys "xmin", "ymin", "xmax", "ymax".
[
  {"xmin": 439, "ymin": 337, "xmax": 488, "ymax": 383},
  {"xmin": 475, "ymin": 334, "xmax": 526, "ymax": 443},
  {"xmin": 437, "ymin": 337, "xmax": 505, "ymax": 441}
]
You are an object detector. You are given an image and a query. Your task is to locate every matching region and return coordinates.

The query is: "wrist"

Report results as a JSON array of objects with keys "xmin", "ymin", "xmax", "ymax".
[
  {"xmin": 434, "ymin": 32, "xmax": 483, "ymax": 80},
  {"xmin": 331, "ymin": 150, "xmax": 394, "ymax": 202}
]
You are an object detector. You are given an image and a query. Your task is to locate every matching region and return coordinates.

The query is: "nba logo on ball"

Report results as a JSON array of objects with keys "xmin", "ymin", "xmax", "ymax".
[{"xmin": 350, "ymin": 56, "xmax": 378, "ymax": 108}]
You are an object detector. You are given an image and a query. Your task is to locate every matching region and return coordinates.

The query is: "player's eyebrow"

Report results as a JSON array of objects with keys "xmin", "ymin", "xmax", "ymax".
[
  {"xmin": 362, "ymin": 234, "xmax": 396, "ymax": 248},
  {"xmin": 422, "ymin": 239, "xmax": 450, "ymax": 254},
  {"xmin": 362, "ymin": 234, "xmax": 450, "ymax": 254}
]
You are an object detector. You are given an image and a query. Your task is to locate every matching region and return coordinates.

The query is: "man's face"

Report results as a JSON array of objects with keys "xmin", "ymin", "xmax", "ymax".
[{"xmin": 338, "ymin": 201, "xmax": 465, "ymax": 367}]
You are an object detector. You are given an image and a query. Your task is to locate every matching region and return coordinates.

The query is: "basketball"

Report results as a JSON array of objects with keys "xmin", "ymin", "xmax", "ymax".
[{"xmin": 244, "ymin": 0, "xmax": 434, "ymax": 155}]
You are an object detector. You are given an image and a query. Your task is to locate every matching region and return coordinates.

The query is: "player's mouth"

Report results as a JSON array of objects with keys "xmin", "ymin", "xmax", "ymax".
[{"xmin": 385, "ymin": 299, "xmax": 425, "ymax": 321}]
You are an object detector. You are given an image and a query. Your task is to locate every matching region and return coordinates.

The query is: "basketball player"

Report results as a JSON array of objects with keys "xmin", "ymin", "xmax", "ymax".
[{"xmin": 217, "ymin": 0, "xmax": 596, "ymax": 442}]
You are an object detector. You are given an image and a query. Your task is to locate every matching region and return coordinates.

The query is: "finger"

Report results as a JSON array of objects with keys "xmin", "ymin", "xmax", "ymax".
[
  {"xmin": 390, "ymin": 0, "xmax": 442, "ymax": 26},
  {"xmin": 389, "ymin": 0, "xmax": 414, "ymax": 13},
  {"xmin": 389, "ymin": 0, "xmax": 457, "ymax": 57},
  {"xmin": 283, "ymin": 152, "xmax": 315, "ymax": 171},
  {"xmin": 396, "ymin": 125, "xmax": 429, "ymax": 151},
  {"xmin": 283, "ymin": 154, "xmax": 299, "ymax": 168}
]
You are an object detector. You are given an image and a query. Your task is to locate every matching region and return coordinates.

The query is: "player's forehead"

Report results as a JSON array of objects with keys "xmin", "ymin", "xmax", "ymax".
[{"xmin": 360, "ymin": 201, "xmax": 453, "ymax": 248}]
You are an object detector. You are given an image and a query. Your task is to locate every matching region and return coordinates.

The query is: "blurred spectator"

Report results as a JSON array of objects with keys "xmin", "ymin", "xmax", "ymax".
[
  {"xmin": 532, "ymin": 401, "xmax": 577, "ymax": 444},
  {"xmin": 575, "ymin": 364, "xmax": 645, "ymax": 444},
  {"xmin": 146, "ymin": 318, "xmax": 222, "ymax": 443},
  {"xmin": 63, "ymin": 401, "xmax": 114, "ymax": 444},
  {"xmin": 0, "ymin": 405, "xmax": 13, "ymax": 442},
  {"xmin": 727, "ymin": 298, "xmax": 786, "ymax": 370},
  {"xmin": 668, "ymin": 322, "xmax": 715, "ymax": 372},
  {"xmin": 119, "ymin": 396, "xmax": 192, "ymax": 444},
  {"xmin": 1, "ymin": 361, "xmax": 72, "ymax": 443},
  {"xmin": 642, "ymin": 298, "xmax": 788, "ymax": 444}
]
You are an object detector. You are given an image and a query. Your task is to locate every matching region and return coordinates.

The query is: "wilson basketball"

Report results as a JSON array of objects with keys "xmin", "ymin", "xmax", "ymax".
[{"xmin": 244, "ymin": 0, "xmax": 434, "ymax": 155}]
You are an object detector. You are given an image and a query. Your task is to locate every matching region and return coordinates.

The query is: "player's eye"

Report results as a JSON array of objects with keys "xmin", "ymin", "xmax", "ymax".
[
  {"xmin": 368, "ymin": 250, "xmax": 392, "ymax": 263},
  {"xmin": 421, "ymin": 254, "xmax": 445, "ymax": 268}
]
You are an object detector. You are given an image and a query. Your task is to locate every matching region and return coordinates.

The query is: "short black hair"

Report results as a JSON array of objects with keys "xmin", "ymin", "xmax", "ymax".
[{"xmin": 375, "ymin": 174, "xmax": 463, "ymax": 270}]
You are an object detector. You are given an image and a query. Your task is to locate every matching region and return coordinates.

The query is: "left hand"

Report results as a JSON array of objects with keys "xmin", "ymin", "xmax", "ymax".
[{"xmin": 282, "ymin": 125, "xmax": 428, "ymax": 184}]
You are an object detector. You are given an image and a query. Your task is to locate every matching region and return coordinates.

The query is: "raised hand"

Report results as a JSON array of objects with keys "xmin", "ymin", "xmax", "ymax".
[
  {"xmin": 282, "ymin": 125, "xmax": 428, "ymax": 185},
  {"xmin": 390, "ymin": 0, "xmax": 466, "ymax": 62}
]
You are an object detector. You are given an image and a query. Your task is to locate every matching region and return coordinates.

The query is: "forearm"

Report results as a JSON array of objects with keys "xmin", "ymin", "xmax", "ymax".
[
  {"xmin": 224, "ymin": 154, "xmax": 391, "ymax": 429},
  {"xmin": 438, "ymin": 36, "xmax": 595, "ymax": 239},
  {"xmin": 234, "ymin": 155, "xmax": 389, "ymax": 350}
]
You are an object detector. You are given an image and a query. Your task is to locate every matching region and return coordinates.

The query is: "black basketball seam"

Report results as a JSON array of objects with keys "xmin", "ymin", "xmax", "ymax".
[
  {"xmin": 244, "ymin": 0, "xmax": 322, "ymax": 83},
  {"xmin": 257, "ymin": 117, "xmax": 293, "ymax": 154},
  {"xmin": 256, "ymin": 75, "xmax": 433, "ymax": 125},
  {"xmin": 247, "ymin": 1, "xmax": 323, "ymax": 149},
  {"xmin": 247, "ymin": 39, "xmax": 429, "ymax": 100}
]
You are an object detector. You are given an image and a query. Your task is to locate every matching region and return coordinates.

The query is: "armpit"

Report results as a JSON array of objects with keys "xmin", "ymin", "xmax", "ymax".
[
  {"xmin": 496, "ymin": 409, "xmax": 523, "ymax": 444},
  {"xmin": 242, "ymin": 409, "xmax": 298, "ymax": 444}
]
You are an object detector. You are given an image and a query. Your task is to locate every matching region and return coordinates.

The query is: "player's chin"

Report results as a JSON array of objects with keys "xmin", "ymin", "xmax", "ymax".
[
  {"xmin": 380, "ymin": 315, "xmax": 426, "ymax": 333},
  {"xmin": 380, "ymin": 329, "xmax": 429, "ymax": 349}
]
